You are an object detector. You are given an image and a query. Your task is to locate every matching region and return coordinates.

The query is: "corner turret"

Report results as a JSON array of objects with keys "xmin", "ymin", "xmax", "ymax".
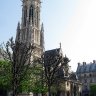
[
  {"xmin": 40, "ymin": 23, "xmax": 44, "ymax": 52},
  {"xmin": 16, "ymin": 22, "xmax": 21, "ymax": 42}
]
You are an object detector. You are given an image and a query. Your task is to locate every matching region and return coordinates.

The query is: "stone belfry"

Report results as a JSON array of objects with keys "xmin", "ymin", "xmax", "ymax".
[{"xmin": 16, "ymin": 0, "xmax": 44, "ymax": 58}]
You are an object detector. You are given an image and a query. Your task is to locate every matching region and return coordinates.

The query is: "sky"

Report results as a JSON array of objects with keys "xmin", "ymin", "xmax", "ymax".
[{"xmin": 1, "ymin": 0, "xmax": 96, "ymax": 71}]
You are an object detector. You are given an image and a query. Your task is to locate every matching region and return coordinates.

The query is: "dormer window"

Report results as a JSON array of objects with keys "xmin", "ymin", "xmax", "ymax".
[{"xmin": 84, "ymin": 67, "xmax": 86, "ymax": 72}]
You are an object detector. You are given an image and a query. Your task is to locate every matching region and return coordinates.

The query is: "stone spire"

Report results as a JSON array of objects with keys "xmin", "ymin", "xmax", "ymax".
[
  {"xmin": 17, "ymin": 0, "xmax": 44, "ymax": 58},
  {"xmin": 40, "ymin": 23, "xmax": 45, "ymax": 52},
  {"xmin": 15, "ymin": 22, "xmax": 21, "ymax": 42}
]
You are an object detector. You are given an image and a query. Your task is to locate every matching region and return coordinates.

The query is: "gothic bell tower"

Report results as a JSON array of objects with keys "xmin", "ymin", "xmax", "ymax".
[{"xmin": 16, "ymin": 0, "xmax": 44, "ymax": 58}]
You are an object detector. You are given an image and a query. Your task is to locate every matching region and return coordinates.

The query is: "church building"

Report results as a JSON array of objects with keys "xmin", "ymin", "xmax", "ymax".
[
  {"xmin": 16, "ymin": 0, "xmax": 44, "ymax": 59},
  {"xmin": 15, "ymin": 0, "xmax": 82, "ymax": 96}
]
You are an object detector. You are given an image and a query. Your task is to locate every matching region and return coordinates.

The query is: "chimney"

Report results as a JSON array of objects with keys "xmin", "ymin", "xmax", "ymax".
[
  {"xmin": 83, "ymin": 62, "xmax": 86, "ymax": 66},
  {"xmin": 93, "ymin": 60, "xmax": 96, "ymax": 64},
  {"xmin": 78, "ymin": 63, "xmax": 80, "ymax": 66}
]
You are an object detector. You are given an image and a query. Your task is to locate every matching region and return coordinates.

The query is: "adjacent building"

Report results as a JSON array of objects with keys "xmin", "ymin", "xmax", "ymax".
[{"xmin": 76, "ymin": 60, "xmax": 96, "ymax": 96}]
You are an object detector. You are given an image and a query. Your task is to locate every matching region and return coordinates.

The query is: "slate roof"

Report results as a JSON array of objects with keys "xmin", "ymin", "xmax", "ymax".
[
  {"xmin": 44, "ymin": 48, "xmax": 79, "ymax": 81},
  {"xmin": 76, "ymin": 61, "xmax": 96, "ymax": 74},
  {"xmin": 44, "ymin": 48, "xmax": 65, "ymax": 78},
  {"xmin": 44, "ymin": 48, "xmax": 62, "ymax": 66}
]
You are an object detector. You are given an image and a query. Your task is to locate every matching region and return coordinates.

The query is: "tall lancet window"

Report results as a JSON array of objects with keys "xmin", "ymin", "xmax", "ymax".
[
  {"xmin": 29, "ymin": 5, "xmax": 34, "ymax": 24},
  {"xmin": 36, "ymin": 7, "xmax": 39, "ymax": 27},
  {"xmin": 24, "ymin": 6, "xmax": 27, "ymax": 26}
]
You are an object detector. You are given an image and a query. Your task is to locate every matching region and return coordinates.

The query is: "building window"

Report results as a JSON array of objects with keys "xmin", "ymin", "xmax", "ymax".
[
  {"xmin": 84, "ymin": 85, "xmax": 88, "ymax": 90},
  {"xmin": 84, "ymin": 74, "xmax": 86, "ymax": 77},
  {"xmin": 90, "ymin": 79, "xmax": 92, "ymax": 83},
  {"xmin": 84, "ymin": 79, "xmax": 87, "ymax": 83},
  {"xmin": 29, "ymin": 5, "xmax": 34, "ymax": 24},
  {"xmin": 67, "ymin": 82, "xmax": 69, "ymax": 86},
  {"xmin": 89, "ymin": 73, "xmax": 92, "ymax": 77},
  {"xmin": 24, "ymin": 6, "xmax": 27, "ymax": 26},
  {"xmin": 36, "ymin": 7, "xmax": 39, "ymax": 27}
]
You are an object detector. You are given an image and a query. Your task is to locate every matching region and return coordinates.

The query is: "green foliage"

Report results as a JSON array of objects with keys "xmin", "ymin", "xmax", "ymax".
[
  {"xmin": 0, "ymin": 60, "xmax": 12, "ymax": 90},
  {"xmin": 31, "ymin": 81, "xmax": 48, "ymax": 93},
  {"xmin": 18, "ymin": 63, "xmax": 47, "ymax": 93},
  {"xmin": 90, "ymin": 84, "xmax": 96, "ymax": 96},
  {"xmin": 50, "ymin": 84, "xmax": 58, "ymax": 93},
  {"xmin": 0, "ymin": 60, "xmax": 47, "ymax": 93}
]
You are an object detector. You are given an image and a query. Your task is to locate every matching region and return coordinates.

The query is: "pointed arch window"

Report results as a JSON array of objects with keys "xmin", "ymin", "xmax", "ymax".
[
  {"xmin": 34, "ymin": 30, "xmax": 39, "ymax": 44},
  {"xmin": 24, "ymin": 6, "xmax": 27, "ymax": 26},
  {"xmin": 37, "ymin": 8, "xmax": 39, "ymax": 27},
  {"xmin": 29, "ymin": 5, "xmax": 34, "ymax": 24}
]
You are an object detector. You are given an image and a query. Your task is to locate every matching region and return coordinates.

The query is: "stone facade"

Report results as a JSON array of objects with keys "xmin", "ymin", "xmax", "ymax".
[
  {"xmin": 44, "ymin": 47, "xmax": 82, "ymax": 96},
  {"xmin": 1, "ymin": 0, "xmax": 83, "ymax": 96},
  {"xmin": 56, "ymin": 79, "xmax": 82, "ymax": 96},
  {"xmin": 76, "ymin": 60, "xmax": 96, "ymax": 96},
  {"xmin": 16, "ymin": 0, "xmax": 44, "ymax": 59}
]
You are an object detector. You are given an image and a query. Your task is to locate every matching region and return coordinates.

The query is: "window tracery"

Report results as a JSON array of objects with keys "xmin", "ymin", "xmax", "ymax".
[
  {"xmin": 29, "ymin": 5, "xmax": 34, "ymax": 24},
  {"xmin": 24, "ymin": 6, "xmax": 27, "ymax": 26}
]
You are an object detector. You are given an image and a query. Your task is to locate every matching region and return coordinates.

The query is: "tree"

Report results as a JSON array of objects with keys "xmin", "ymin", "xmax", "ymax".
[
  {"xmin": 90, "ymin": 84, "xmax": 96, "ymax": 96},
  {"xmin": 0, "ymin": 58, "xmax": 47, "ymax": 96},
  {"xmin": 0, "ymin": 37, "xmax": 35, "ymax": 96},
  {"xmin": 0, "ymin": 60, "xmax": 12, "ymax": 91},
  {"xmin": 30, "ymin": 62, "xmax": 47, "ymax": 95},
  {"xmin": 19, "ymin": 62, "xmax": 47, "ymax": 95},
  {"xmin": 40, "ymin": 49, "xmax": 70, "ymax": 96}
]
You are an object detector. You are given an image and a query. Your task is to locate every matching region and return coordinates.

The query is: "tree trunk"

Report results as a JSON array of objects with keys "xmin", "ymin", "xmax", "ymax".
[
  {"xmin": 12, "ymin": 88, "xmax": 18, "ymax": 96},
  {"xmin": 48, "ymin": 85, "xmax": 51, "ymax": 96},
  {"xmin": 56, "ymin": 90, "xmax": 61, "ymax": 96},
  {"xmin": 41, "ymin": 93, "xmax": 45, "ymax": 96},
  {"xmin": 12, "ymin": 78, "xmax": 18, "ymax": 96}
]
